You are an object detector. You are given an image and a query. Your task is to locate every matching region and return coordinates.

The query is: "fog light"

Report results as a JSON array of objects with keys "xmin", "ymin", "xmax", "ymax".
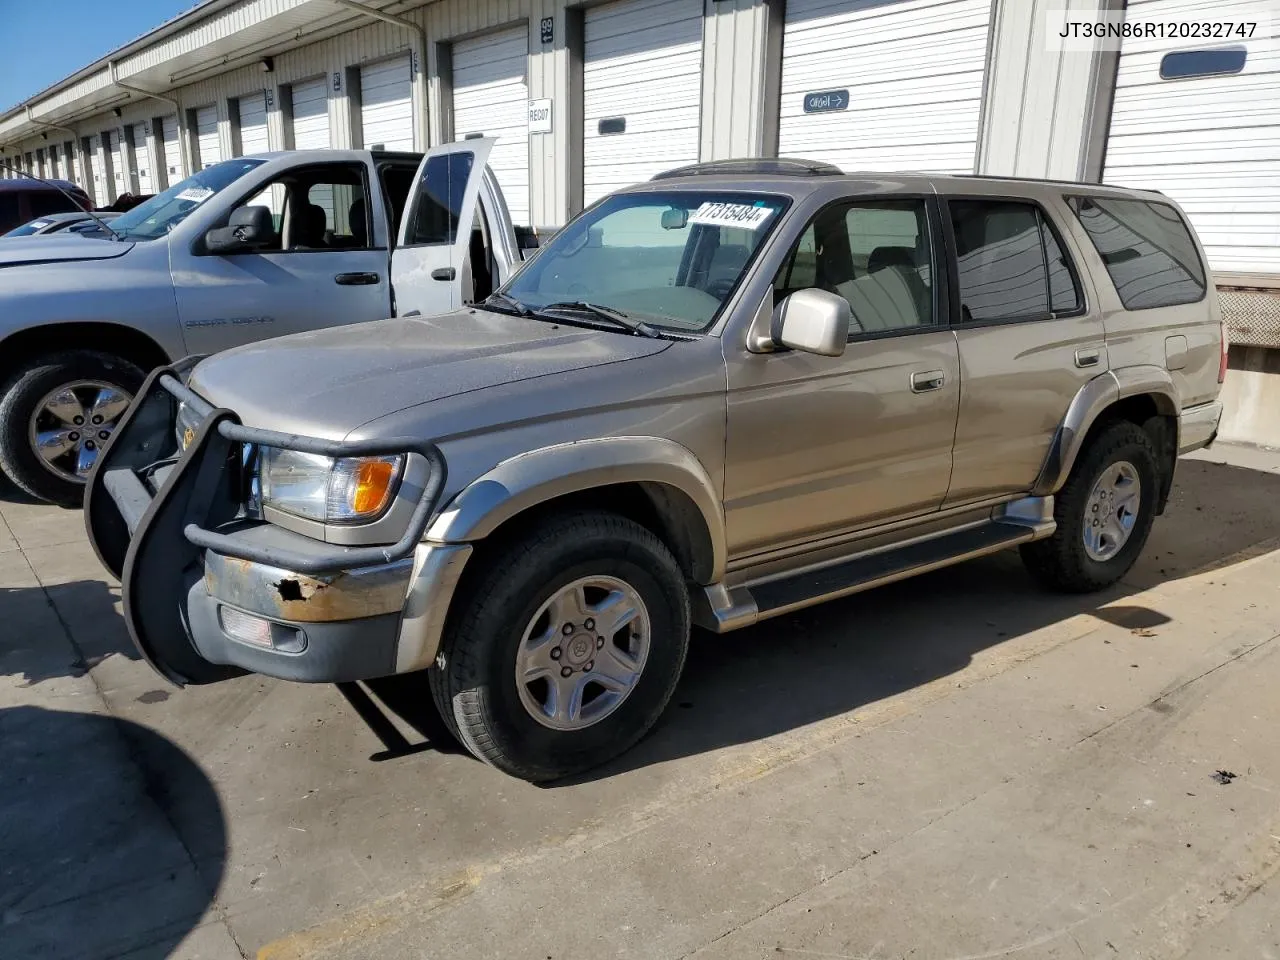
[{"xmin": 219, "ymin": 606, "xmax": 273, "ymax": 647}]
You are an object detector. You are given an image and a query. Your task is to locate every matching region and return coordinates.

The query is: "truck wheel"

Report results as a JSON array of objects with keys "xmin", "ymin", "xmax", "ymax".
[
  {"xmin": 1020, "ymin": 420, "xmax": 1159, "ymax": 593},
  {"xmin": 0, "ymin": 351, "xmax": 145, "ymax": 507},
  {"xmin": 431, "ymin": 511, "xmax": 691, "ymax": 782}
]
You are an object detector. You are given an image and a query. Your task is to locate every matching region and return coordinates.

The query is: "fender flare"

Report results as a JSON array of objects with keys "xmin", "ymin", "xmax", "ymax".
[
  {"xmin": 426, "ymin": 436, "xmax": 727, "ymax": 583},
  {"xmin": 1032, "ymin": 367, "xmax": 1179, "ymax": 496}
]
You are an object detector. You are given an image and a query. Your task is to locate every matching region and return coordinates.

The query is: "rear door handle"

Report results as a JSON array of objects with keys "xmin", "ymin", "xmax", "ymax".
[
  {"xmin": 430, "ymin": 267, "xmax": 456, "ymax": 281},
  {"xmin": 1075, "ymin": 347, "xmax": 1101, "ymax": 368},
  {"xmin": 334, "ymin": 272, "xmax": 380, "ymax": 286},
  {"xmin": 910, "ymin": 370, "xmax": 946, "ymax": 393}
]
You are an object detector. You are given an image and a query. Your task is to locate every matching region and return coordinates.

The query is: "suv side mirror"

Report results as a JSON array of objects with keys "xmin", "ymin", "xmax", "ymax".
[
  {"xmin": 774, "ymin": 289, "xmax": 851, "ymax": 357},
  {"xmin": 205, "ymin": 205, "xmax": 273, "ymax": 254}
]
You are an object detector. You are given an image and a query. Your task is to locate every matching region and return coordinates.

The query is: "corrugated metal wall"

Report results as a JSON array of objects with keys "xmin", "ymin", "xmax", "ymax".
[
  {"xmin": 3, "ymin": 0, "xmax": 1270, "ymax": 249},
  {"xmin": 976, "ymin": 0, "xmax": 1119, "ymax": 182}
]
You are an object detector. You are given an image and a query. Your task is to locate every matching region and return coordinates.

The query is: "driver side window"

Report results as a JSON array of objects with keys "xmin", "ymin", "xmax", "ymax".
[
  {"xmin": 232, "ymin": 163, "xmax": 372, "ymax": 253},
  {"xmin": 775, "ymin": 199, "xmax": 935, "ymax": 336}
]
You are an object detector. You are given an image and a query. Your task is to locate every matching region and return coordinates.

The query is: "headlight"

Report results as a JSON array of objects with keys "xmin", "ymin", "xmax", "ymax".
[{"xmin": 258, "ymin": 448, "xmax": 404, "ymax": 524}]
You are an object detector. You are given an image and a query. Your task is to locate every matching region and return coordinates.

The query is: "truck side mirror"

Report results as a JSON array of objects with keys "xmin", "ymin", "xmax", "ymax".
[
  {"xmin": 774, "ymin": 289, "xmax": 851, "ymax": 357},
  {"xmin": 205, "ymin": 205, "xmax": 274, "ymax": 254}
]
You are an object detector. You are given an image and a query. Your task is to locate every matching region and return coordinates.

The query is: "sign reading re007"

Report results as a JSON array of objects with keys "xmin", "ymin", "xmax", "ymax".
[
  {"xmin": 528, "ymin": 99, "xmax": 553, "ymax": 134},
  {"xmin": 803, "ymin": 89, "xmax": 849, "ymax": 114}
]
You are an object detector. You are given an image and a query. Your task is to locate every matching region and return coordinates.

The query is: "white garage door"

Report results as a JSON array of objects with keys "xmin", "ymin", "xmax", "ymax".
[
  {"xmin": 162, "ymin": 116, "xmax": 183, "ymax": 184},
  {"xmin": 238, "ymin": 92, "xmax": 270, "ymax": 156},
  {"xmin": 361, "ymin": 57, "xmax": 414, "ymax": 152},
  {"xmin": 778, "ymin": 0, "xmax": 991, "ymax": 173},
  {"xmin": 195, "ymin": 105, "xmax": 221, "ymax": 169},
  {"xmin": 1104, "ymin": 0, "xmax": 1280, "ymax": 276},
  {"xmin": 109, "ymin": 130, "xmax": 128, "ymax": 197},
  {"xmin": 582, "ymin": 0, "xmax": 702, "ymax": 207},
  {"xmin": 453, "ymin": 26, "xmax": 530, "ymax": 225},
  {"xmin": 292, "ymin": 78, "xmax": 331, "ymax": 150},
  {"xmin": 130, "ymin": 124, "xmax": 154, "ymax": 195},
  {"xmin": 87, "ymin": 135, "xmax": 104, "ymax": 204}
]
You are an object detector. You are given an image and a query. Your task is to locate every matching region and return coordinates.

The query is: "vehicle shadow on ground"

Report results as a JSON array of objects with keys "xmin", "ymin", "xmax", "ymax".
[
  {"xmin": 549, "ymin": 458, "xmax": 1280, "ymax": 785},
  {"xmin": 0, "ymin": 579, "xmax": 142, "ymax": 685},
  {"xmin": 0, "ymin": 706, "xmax": 227, "ymax": 960}
]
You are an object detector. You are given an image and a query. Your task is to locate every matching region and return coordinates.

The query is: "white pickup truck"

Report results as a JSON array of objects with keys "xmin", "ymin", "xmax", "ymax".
[{"xmin": 0, "ymin": 139, "xmax": 534, "ymax": 504}]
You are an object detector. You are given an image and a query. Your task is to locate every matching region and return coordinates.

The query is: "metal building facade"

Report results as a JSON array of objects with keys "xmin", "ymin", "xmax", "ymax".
[{"xmin": 0, "ymin": 0, "xmax": 1275, "ymax": 300}]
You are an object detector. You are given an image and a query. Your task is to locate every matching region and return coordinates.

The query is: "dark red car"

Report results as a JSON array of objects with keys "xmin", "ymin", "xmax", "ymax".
[{"xmin": 0, "ymin": 179, "xmax": 94, "ymax": 234}]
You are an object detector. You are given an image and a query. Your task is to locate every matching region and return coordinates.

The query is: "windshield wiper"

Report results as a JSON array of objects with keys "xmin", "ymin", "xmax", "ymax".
[
  {"xmin": 481, "ymin": 291, "xmax": 534, "ymax": 317},
  {"xmin": 537, "ymin": 301, "xmax": 662, "ymax": 339}
]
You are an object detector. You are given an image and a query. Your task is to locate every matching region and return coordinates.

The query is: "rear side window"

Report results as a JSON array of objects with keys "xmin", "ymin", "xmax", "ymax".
[
  {"xmin": 948, "ymin": 199, "xmax": 1082, "ymax": 322},
  {"xmin": 1070, "ymin": 197, "xmax": 1206, "ymax": 310},
  {"xmin": 406, "ymin": 151, "xmax": 474, "ymax": 245},
  {"xmin": 28, "ymin": 191, "xmax": 79, "ymax": 218}
]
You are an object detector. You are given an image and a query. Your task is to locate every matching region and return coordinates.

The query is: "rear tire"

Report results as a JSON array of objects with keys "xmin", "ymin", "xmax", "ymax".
[
  {"xmin": 430, "ymin": 511, "xmax": 690, "ymax": 782},
  {"xmin": 0, "ymin": 351, "xmax": 145, "ymax": 507},
  {"xmin": 1020, "ymin": 420, "xmax": 1160, "ymax": 593}
]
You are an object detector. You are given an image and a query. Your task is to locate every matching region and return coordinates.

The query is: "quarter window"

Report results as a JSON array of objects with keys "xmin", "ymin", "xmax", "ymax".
[
  {"xmin": 776, "ymin": 199, "xmax": 935, "ymax": 335},
  {"xmin": 1070, "ymin": 196, "xmax": 1206, "ymax": 310},
  {"xmin": 949, "ymin": 199, "xmax": 1081, "ymax": 322}
]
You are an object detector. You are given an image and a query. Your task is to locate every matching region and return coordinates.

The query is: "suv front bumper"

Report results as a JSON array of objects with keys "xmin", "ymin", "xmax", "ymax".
[{"xmin": 85, "ymin": 364, "xmax": 467, "ymax": 686}]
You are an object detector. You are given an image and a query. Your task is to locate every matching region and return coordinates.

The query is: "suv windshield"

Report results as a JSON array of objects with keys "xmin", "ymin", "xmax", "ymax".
[
  {"xmin": 497, "ymin": 191, "xmax": 789, "ymax": 333},
  {"xmin": 109, "ymin": 159, "xmax": 266, "ymax": 240}
]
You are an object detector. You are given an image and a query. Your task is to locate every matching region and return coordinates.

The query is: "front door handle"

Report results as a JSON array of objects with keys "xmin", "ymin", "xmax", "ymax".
[
  {"xmin": 1075, "ymin": 347, "xmax": 1102, "ymax": 368},
  {"xmin": 334, "ymin": 272, "xmax": 380, "ymax": 286},
  {"xmin": 910, "ymin": 370, "xmax": 946, "ymax": 393},
  {"xmin": 430, "ymin": 267, "xmax": 456, "ymax": 281}
]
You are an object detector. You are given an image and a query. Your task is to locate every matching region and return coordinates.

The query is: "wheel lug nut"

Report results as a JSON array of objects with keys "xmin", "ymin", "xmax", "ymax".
[
  {"xmin": 68, "ymin": 432, "xmax": 79, "ymax": 441},
  {"xmin": 561, "ymin": 667, "xmax": 573, "ymax": 678},
  {"xmin": 584, "ymin": 660, "xmax": 594, "ymax": 672},
  {"xmin": 550, "ymin": 647, "xmax": 561, "ymax": 660},
  {"xmin": 99, "ymin": 431, "xmax": 109, "ymax": 440},
  {"xmin": 92, "ymin": 415, "xmax": 103, "ymax": 425},
  {"xmin": 562, "ymin": 623, "xmax": 574, "ymax": 635},
  {"xmin": 596, "ymin": 637, "xmax": 605, "ymax": 649},
  {"xmin": 584, "ymin": 618, "xmax": 595, "ymax": 630},
  {"xmin": 85, "ymin": 441, "xmax": 95, "ymax": 450},
  {"xmin": 73, "ymin": 416, "xmax": 84, "ymax": 425}
]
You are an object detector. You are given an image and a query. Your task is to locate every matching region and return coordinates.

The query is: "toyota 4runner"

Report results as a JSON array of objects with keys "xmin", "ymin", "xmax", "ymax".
[{"xmin": 86, "ymin": 158, "xmax": 1226, "ymax": 782}]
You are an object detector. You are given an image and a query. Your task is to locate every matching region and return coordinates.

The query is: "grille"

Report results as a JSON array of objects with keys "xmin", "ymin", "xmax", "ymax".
[{"xmin": 1218, "ymin": 287, "xmax": 1280, "ymax": 349}]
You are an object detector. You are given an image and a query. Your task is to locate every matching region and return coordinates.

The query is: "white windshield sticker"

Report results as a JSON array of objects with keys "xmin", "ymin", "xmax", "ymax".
[
  {"xmin": 176, "ymin": 187, "xmax": 214, "ymax": 203},
  {"xmin": 688, "ymin": 202, "xmax": 776, "ymax": 230},
  {"xmin": 31, "ymin": 220, "xmax": 52, "ymax": 228}
]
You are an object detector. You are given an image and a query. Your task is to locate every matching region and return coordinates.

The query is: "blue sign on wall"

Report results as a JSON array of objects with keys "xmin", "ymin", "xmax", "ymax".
[{"xmin": 803, "ymin": 89, "xmax": 849, "ymax": 114}]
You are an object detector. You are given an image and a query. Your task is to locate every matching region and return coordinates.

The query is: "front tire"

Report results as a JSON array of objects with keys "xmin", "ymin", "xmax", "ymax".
[
  {"xmin": 0, "ymin": 351, "xmax": 144, "ymax": 507},
  {"xmin": 430, "ymin": 511, "xmax": 691, "ymax": 782},
  {"xmin": 1020, "ymin": 420, "xmax": 1160, "ymax": 593}
]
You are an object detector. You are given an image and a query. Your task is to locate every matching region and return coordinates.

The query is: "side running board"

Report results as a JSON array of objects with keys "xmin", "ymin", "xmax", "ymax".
[{"xmin": 696, "ymin": 501, "xmax": 1055, "ymax": 633}]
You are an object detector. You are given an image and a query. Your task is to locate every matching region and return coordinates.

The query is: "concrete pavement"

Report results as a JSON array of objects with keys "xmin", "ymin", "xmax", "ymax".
[{"xmin": 3, "ymin": 444, "xmax": 1280, "ymax": 959}]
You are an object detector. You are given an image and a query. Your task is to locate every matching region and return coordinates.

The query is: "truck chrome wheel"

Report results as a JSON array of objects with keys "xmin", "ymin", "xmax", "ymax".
[
  {"xmin": 1082, "ymin": 460, "xmax": 1142, "ymax": 562},
  {"xmin": 27, "ymin": 380, "xmax": 132, "ymax": 483},
  {"xmin": 515, "ymin": 575, "xmax": 651, "ymax": 731}
]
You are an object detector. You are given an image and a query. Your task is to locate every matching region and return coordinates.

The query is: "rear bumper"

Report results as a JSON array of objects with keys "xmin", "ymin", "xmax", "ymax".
[
  {"xmin": 1179, "ymin": 400, "xmax": 1223, "ymax": 454},
  {"xmin": 85, "ymin": 364, "xmax": 463, "ymax": 686}
]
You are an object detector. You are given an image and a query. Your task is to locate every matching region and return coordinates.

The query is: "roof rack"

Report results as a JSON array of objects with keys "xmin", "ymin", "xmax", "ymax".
[
  {"xmin": 652, "ymin": 157, "xmax": 844, "ymax": 180},
  {"xmin": 949, "ymin": 172, "xmax": 1165, "ymax": 193}
]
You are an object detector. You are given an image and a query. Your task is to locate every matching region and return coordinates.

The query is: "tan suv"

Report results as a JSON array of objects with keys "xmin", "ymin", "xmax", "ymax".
[{"xmin": 87, "ymin": 158, "xmax": 1226, "ymax": 781}]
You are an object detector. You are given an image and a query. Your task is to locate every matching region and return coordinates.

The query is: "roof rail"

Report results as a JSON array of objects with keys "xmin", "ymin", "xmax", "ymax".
[{"xmin": 652, "ymin": 157, "xmax": 844, "ymax": 180}]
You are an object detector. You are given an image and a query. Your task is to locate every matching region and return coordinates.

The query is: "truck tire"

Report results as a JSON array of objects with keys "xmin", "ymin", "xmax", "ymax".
[
  {"xmin": 0, "ymin": 351, "xmax": 145, "ymax": 507},
  {"xmin": 430, "ymin": 511, "xmax": 691, "ymax": 782},
  {"xmin": 1020, "ymin": 420, "xmax": 1160, "ymax": 593}
]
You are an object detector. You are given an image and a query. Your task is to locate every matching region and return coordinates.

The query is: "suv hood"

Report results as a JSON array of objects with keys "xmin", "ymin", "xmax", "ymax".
[
  {"xmin": 188, "ymin": 310, "xmax": 673, "ymax": 438},
  {"xmin": 0, "ymin": 235, "xmax": 134, "ymax": 267}
]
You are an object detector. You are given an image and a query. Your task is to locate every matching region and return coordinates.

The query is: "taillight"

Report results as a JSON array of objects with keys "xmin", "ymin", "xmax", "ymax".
[{"xmin": 1218, "ymin": 315, "xmax": 1229, "ymax": 384}]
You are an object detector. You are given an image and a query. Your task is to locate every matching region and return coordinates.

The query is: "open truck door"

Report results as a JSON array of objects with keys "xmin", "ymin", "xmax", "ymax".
[{"xmin": 390, "ymin": 137, "xmax": 496, "ymax": 317}]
